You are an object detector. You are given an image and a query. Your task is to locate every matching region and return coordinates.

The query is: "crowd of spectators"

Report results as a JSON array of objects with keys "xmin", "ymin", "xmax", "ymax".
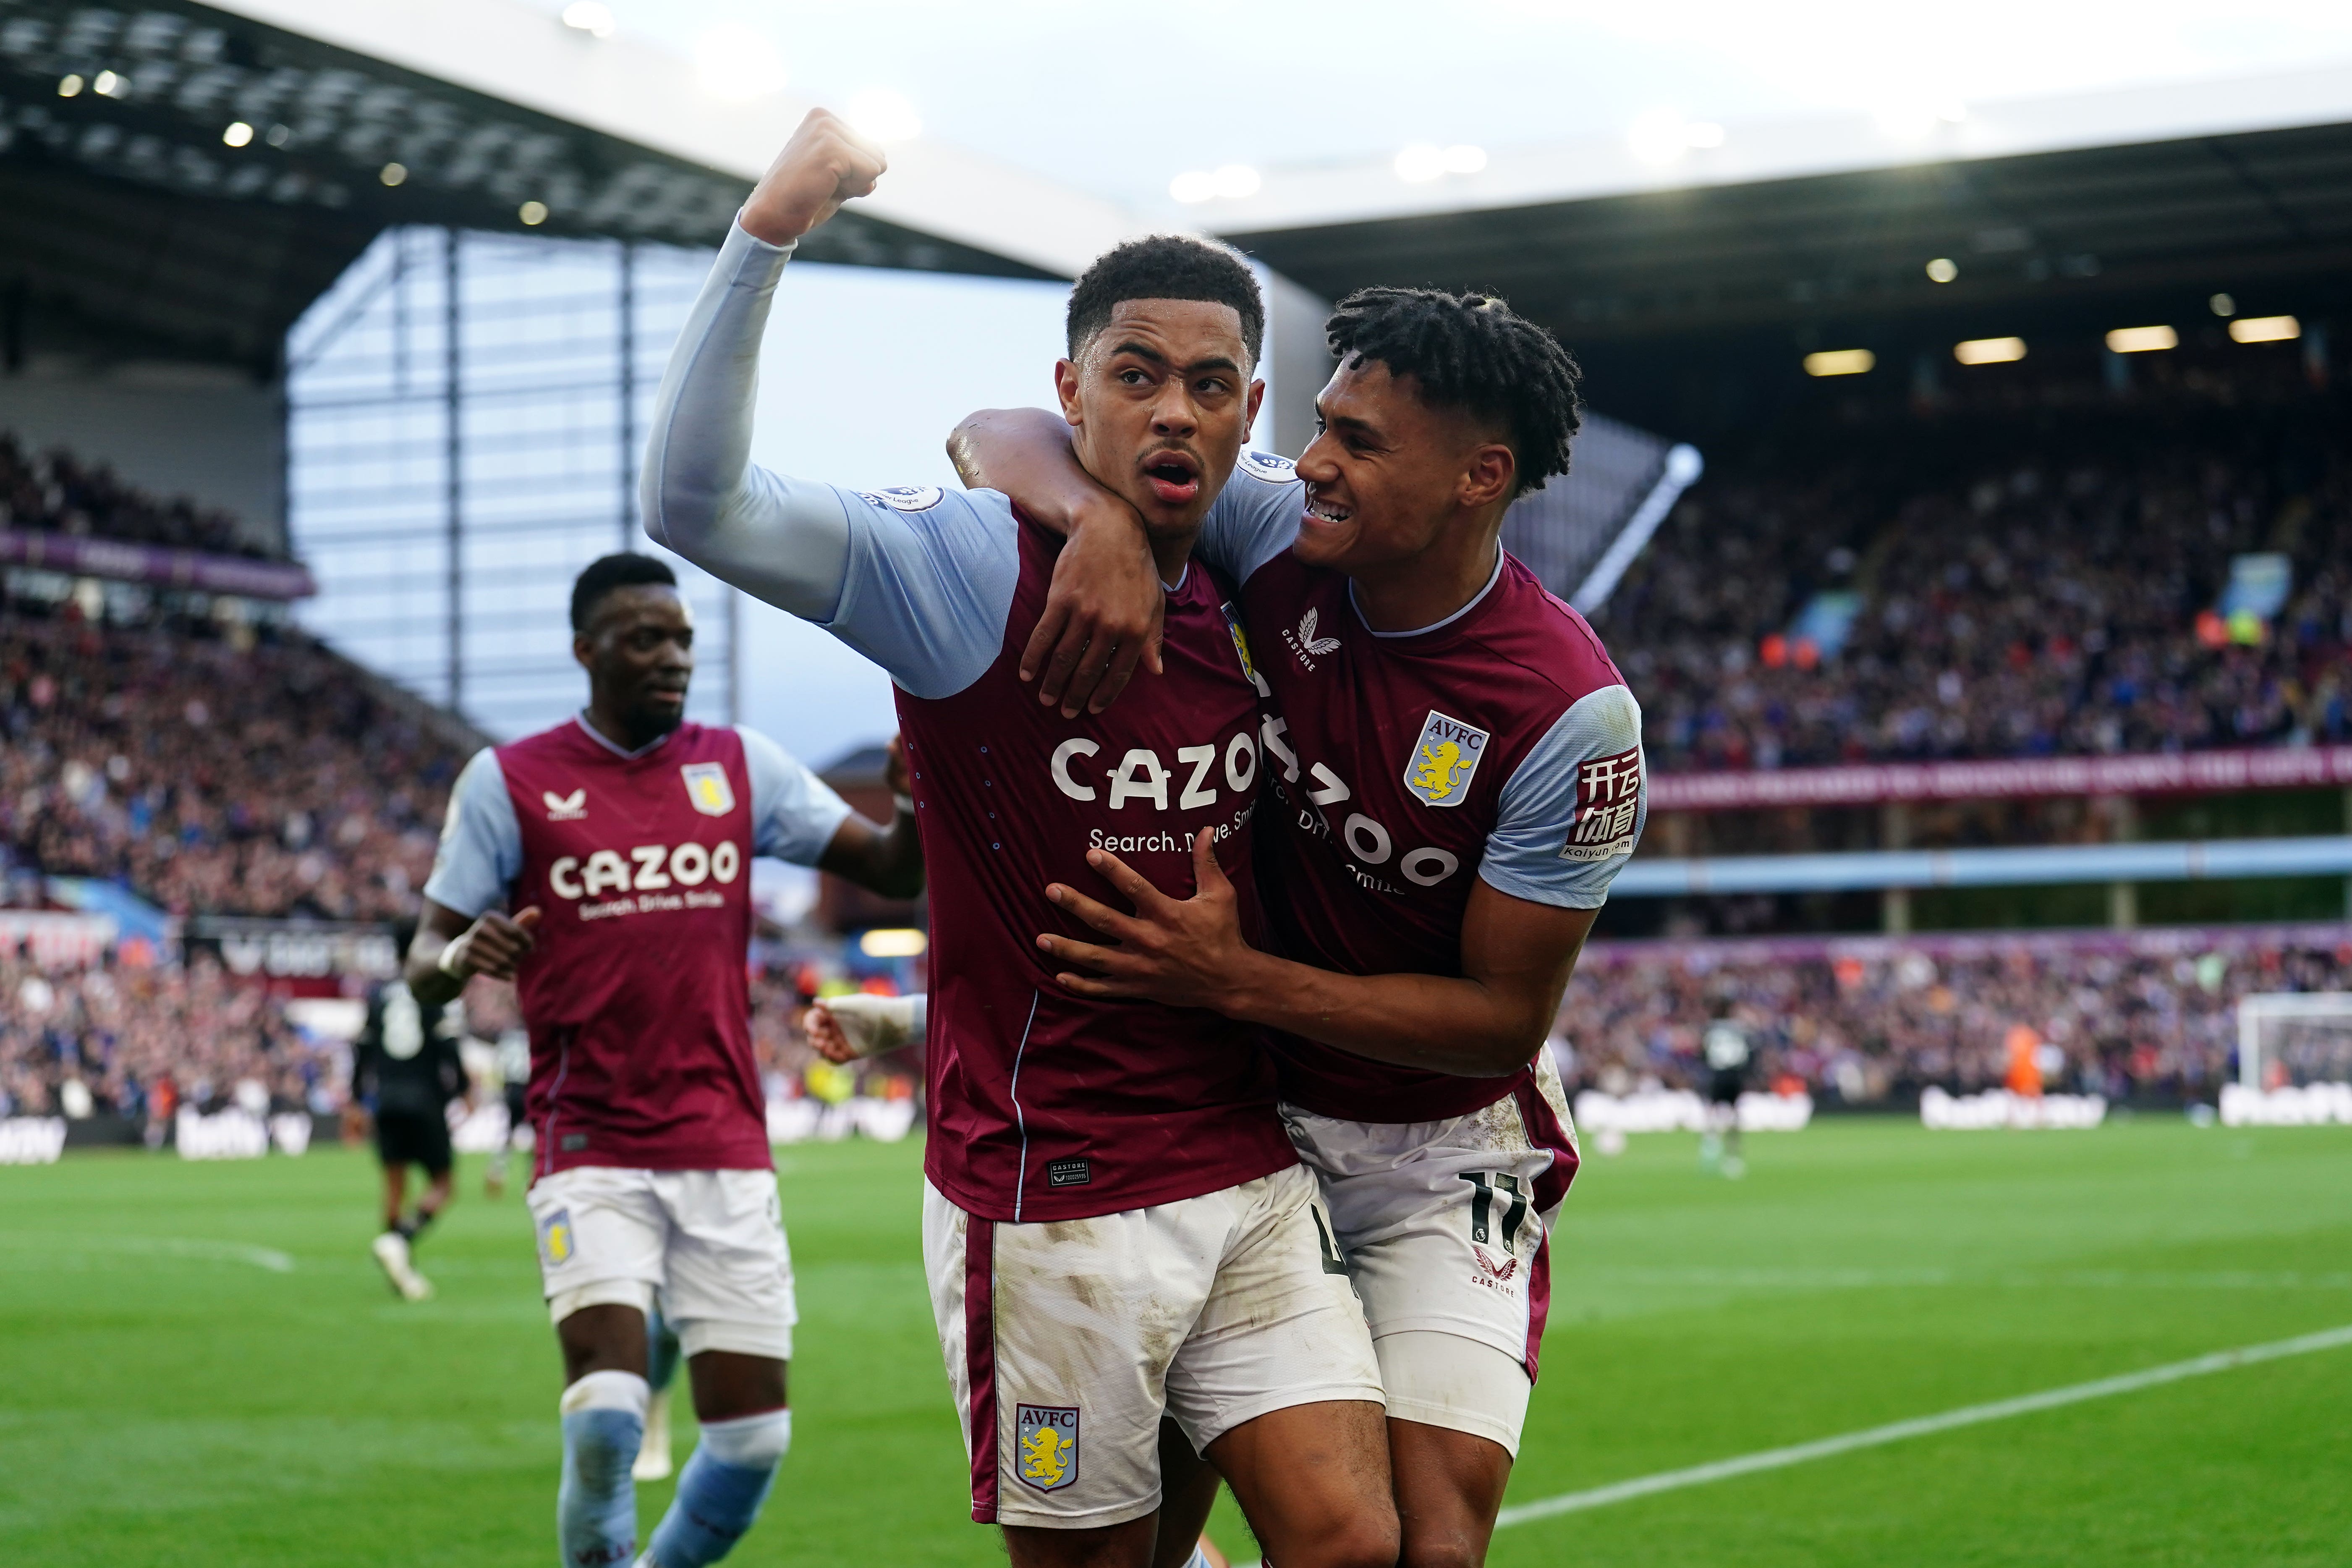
[
  {"xmin": 0, "ymin": 947, "xmax": 319, "ymax": 1128},
  {"xmin": 1, "ymin": 610, "xmax": 465, "ymax": 921},
  {"xmin": 1554, "ymin": 931, "xmax": 2351, "ymax": 1105},
  {"xmin": 0, "ymin": 947, "xmax": 908, "ymax": 1133},
  {"xmin": 1601, "ymin": 384, "xmax": 2352, "ymax": 773},
  {"xmin": 0, "ymin": 434, "xmax": 272, "ymax": 560}
]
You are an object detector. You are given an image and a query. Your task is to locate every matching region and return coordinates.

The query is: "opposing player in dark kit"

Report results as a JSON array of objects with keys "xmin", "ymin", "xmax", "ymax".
[
  {"xmin": 956, "ymin": 284, "xmax": 1644, "ymax": 1566},
  {"xmin": 354, "ymin": 961, "xmax": 468, "ymax": 1302},
  {"xmin": 1700, "ymin": 1005, "xmax": 1753, "ymax": 1178},
  {"xmin": 407, "ymin": 552, "xmax": 922, "ymax": 1568},
  {"xmin": 645, "ymin": 109, "xmax": 1396, "ymax": 1568}
]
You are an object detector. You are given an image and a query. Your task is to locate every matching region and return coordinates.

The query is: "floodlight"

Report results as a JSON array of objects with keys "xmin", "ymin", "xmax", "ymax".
[
  {"xmin": 379, "ymin": 162, "xmax": 407, "ymax": 186},
  {"xmin": 1630, "ymin": 108, "xmax": 1698, "ymax": 165},
  {"xmin": 860, "ymin": 928, "xmax": 928, "ymax": 958},
  {"xmin": 2104, "ymin": 325, "xmax": 2177, "ymax": 354},
  {"xmin": 846, "ymin": 90, "xmax": 922, "ymax": 145},
  {"xmin": 222, "ymin": 122, "xmax": 254, "ymax": 148},
  {"xmin": 57, "ymin": 73, "xmax": 83, "ymax": 97},
  {"xmin": 1954, "ymin": 337, "xmax": 2026, "ymax": 365},
  {"xmin": 2229, "ymin": 315, "xmax": 2299, "ymax": 344},
  {"xmin": 560, "ymin": 2, "xmax": 616, "ymax": 37},
  {"xmin": 93, "ymin": 71, "xmax": 127, "ymax": 97},
  {"xmin": 1169, "ymin": 170, "xmax": 1217, "ymax": 203},
  {"xmin": 1804, "ymin": 350, "xmax": 1875, "ymax": 377},
  {"xmin": 1925, "ymin": 258, "xmax": 1958, "ymax": 283},
  {"xmin": 1395, "ymin": 144, "xmax": 1447, "ymax": 183},
  {"xmin": 1210, "ymin": 164, "xmax": 1259, "ymax": 199},
  {"xmin": 518, "ymin": 201, "xmax": 549, "ymax": 226},
  {"xmin": 2209, "ymin": 293, "xmax": 2235, "ymax": 317}
]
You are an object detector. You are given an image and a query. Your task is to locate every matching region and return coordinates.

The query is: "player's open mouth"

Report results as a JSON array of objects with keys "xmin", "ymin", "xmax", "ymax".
[
  {"xmin": 1303, "ymin": 490, "xmax": 1351, "ymax": 528},
  {"xmin": 1142, "ymin": 451, "xmax": 1201, "ymax": 505}
]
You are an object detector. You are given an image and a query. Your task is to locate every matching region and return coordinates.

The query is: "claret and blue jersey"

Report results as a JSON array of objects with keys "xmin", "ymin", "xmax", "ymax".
[
  {"xmin": 642, "ymin": 221, "xmax": 1295, "ymax": 1226},
  {"xmin": 423, "ymin": 715, "xmax": 852, "ymax": 1177},
  {"xmin": 1196, "ymin": 450, "xmax": 1650, "ymax": 1123}
]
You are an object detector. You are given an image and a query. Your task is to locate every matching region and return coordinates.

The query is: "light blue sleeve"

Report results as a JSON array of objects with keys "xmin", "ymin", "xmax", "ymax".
[
  {"xmin": 421, "ymin": 748, "xmax": 522, "ymax": 918},
  {"xmin": 1479, "ymin": 685, "xmax": 1648, "ymax": 909},
  {"xmin": 736, "ymin": 726, "xmax": 854, "ymax": 867},
  {"xmin": 1195, "ymin": 451, "xmax": 1303, "ymax": 585},
  {"xmin": 821, "ymin": 484, "xmax": 1021, "ymax": 700},
  {"xmin": 642, "ymin": 219, "xmax": 1017, "ymax": 700}
]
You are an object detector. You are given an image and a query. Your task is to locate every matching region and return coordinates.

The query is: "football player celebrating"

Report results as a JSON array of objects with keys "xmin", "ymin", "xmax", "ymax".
[
  {"xmin": 955, "ymin": 285, "xmax": 1641, "ymax": 1567},
  {"xmin": 644, "ymin": 110, "xmax": 1396, "ymax": 1568},
  {"xmin": 406, "ymin": 551, "xmax": 922, "ymax": 1568}
]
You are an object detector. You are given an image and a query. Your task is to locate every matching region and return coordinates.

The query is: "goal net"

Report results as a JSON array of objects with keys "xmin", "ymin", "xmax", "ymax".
[{"xmin": 2236, "ymin": 993, "xmax": 2352, "ymax": 1089}]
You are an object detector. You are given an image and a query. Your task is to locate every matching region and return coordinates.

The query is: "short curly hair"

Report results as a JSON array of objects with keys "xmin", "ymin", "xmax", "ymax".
[
  {"xmin": 1325, "ymin": 287, "xmax": 1582, "ymax": 497},
  {"xmin": 570, "ymin": 552, "xmax": 677, "ymax": 632},
  {"xmin": 1067, "ymin": 235, "xmax": 1265, "ymax": 368}
]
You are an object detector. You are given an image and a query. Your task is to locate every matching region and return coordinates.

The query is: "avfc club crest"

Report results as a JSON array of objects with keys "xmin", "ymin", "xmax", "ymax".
[
  {"xmin": 680, "ymin": 762, "xmax": 736, "ymax": 817},
  {"xmin": 1220, "ymin": 601, "xmax": 1270, "ymax": 697},
  {"xmin": 537, "ymin": 1207, "xmax": 574, "ymax": 1268},
  {"xmin": 1015, "ymin": 1405, "xmax": 1080, "ymax": 1493},
  {"xmin": 1402, "ymin": 709, "xmax": 1491, "ymax": 808}
]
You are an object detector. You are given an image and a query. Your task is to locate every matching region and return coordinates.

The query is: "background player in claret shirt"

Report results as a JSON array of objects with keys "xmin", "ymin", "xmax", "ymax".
[
  {"xmin": 406, "ymin": 552, "xmax": 922, "ymax": 1568},
  {"xmin": 644, "ymin": 109, "xmax": 1395, "ymax": 1568},
  {"xmin": 956, "ymin": 287, "xmax": 1642, "ymax": 1567}
]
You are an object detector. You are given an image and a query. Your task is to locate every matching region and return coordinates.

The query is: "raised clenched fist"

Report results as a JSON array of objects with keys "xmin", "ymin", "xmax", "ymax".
[{"xmin": 740, "ymin": 108, "xmax": 887, "ymax": 247}]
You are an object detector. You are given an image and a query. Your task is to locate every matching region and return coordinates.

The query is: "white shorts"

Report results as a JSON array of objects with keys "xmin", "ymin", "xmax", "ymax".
[
  {"xmin": 526, "ymin": 1166, "xmax": 795, "ymax": 1361},
  {"xmin": 924, "ymin": 1162, "xmax": 1385, "ymax": 1529},
  {"xmin": 1283, "ymin": 1050, "xmax": 1580, "ymax": 1456}
]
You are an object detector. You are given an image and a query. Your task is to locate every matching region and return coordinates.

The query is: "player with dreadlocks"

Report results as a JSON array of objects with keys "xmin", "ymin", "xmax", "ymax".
[{"xmin": 954, "ymin": 284, "xmax": 1645, "ymax": 1567}]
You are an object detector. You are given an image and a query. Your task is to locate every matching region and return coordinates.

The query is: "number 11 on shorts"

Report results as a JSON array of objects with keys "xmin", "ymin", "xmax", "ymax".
[{"xmin": 1459, "ymin": 1172, "xmax": 1528, "ymax": 1247}]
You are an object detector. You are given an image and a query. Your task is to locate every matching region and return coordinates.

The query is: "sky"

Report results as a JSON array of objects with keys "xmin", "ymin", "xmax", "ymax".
[
  {"xmin": 727, "ymin": 259, "xmax": 1068, "ymax": 773},
  {"xmin": 523, "ymin": 0, "xmax": 2352, "ymax": 212}
]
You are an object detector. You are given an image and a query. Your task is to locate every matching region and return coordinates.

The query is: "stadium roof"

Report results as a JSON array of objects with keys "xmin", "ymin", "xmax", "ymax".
[
  {"xmin": 1210, "ymin": 66, "xmax": 2352, "ymax": 350},
  {"xmin": 0, "ymin": 0, "xmax": 1141, "ymax": 374}
]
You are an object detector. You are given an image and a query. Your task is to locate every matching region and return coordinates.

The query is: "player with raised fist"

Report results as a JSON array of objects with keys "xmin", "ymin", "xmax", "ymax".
[{"xmin": 646, "ymin": 108, "xmax": 1397, "ymax": 1568}]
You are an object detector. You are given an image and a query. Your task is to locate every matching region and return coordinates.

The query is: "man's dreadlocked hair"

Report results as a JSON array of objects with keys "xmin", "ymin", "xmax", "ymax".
[{"xmin": 1324, "ymin": 287, "xmax": 1581, "ymax": 498}]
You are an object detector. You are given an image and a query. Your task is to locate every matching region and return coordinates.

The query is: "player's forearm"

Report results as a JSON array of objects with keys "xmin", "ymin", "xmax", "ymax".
[
  {"xmin": 641, "ymin": 220, "xmax": 851, "ymax": 618},
  {"xmin": 949, "ymin": 408, "xmax": 1138, "ymax": 542},
  {"xmin": 403, "ymin": 932, "xmax": 466, "ymax": 1009},
  {"xmin": 856, "ymin": 811, "xmax": 926, "ymax": 900},
  {"xmin": 1222, "ymin": 953, "xmax": 1550, "ymax": 1078}
]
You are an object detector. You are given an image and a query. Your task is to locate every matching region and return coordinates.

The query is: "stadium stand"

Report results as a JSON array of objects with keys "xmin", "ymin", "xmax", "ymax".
[
  {"xmin": 0, "ymin": 607, "xmax": 464, "ymax": 921},
  {"xmin": 0, "ymin": 432, "xmax": 276, "ymax": 560},
  {"xmin": 1601, "ymin": 371, "xmax": 2350, "ymax": 775},
  {"xmin": 0, "ymin": 946, "xmax": 314, "ymax": 1125},
  {"xmin": 1555, "ymin": 923, "xmax": 2350, "ymax": 1106}
]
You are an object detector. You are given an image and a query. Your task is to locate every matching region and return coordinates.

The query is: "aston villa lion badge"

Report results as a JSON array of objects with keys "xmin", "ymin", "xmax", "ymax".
[{"xmin": 680, "ymin": 762, "xmax": 735, "ymax": 817}]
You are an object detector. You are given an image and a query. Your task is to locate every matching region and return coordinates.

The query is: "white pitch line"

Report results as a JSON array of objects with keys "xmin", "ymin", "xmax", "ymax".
[
  {"xmin": 0, "ymin": 1234, "xmax": 295, "ymax": 1272},
  {"xmin": 1496, "ymin": 1322, "xmax": 2352, "ymax": 1528},
  {"xmin": 1231, "ymin": 1322, "xmax": 2352, "ymax": 1566}
]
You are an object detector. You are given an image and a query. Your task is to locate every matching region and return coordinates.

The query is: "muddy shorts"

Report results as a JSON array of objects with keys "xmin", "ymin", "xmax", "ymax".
[
  {"xmin": 923, "ymin": 1161, "xmax": 1383, "ymax": 1529},
  {"xmin": 1282, "ymin": 1048, "xmax": 1581, "ymax": 1455}
]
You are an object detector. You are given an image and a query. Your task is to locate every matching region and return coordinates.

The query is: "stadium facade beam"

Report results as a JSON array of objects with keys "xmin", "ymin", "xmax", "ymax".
[
  {"xmin": 1614, "ymin": 835, "xmax": 2352, "ymax": 899},
  {"xmin": 199, "ymin": 0, "xmax": 1154, "ymax": 279}
]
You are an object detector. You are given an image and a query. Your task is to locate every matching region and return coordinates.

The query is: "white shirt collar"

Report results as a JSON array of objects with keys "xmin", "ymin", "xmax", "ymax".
[{"xmin": 1350, "ymin": 547, "xmax": 1504, "ymax": 639}]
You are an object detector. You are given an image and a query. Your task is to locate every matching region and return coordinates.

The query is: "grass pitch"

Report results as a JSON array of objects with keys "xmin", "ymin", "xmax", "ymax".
[{"xmin": 2, "ymin": 1119, "xmax": 2347, "ymax": 1567}]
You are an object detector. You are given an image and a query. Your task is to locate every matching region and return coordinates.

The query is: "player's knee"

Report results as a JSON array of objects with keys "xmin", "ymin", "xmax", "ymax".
[
  {"xmin": 699, "ymin": 1408, "xmax": 791, "ymax": 1472},
  {"xmin": 1296, "ymin": 1513, "xmax": 1400, "ymax": 1568},
  {"xmin": 560, "ymin": 1369, "xmax": 650, "ymax": 1486},
  {"xmin": 1396, "ymin": 1532, "xmax": 1481, "ymax": 1568}
]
